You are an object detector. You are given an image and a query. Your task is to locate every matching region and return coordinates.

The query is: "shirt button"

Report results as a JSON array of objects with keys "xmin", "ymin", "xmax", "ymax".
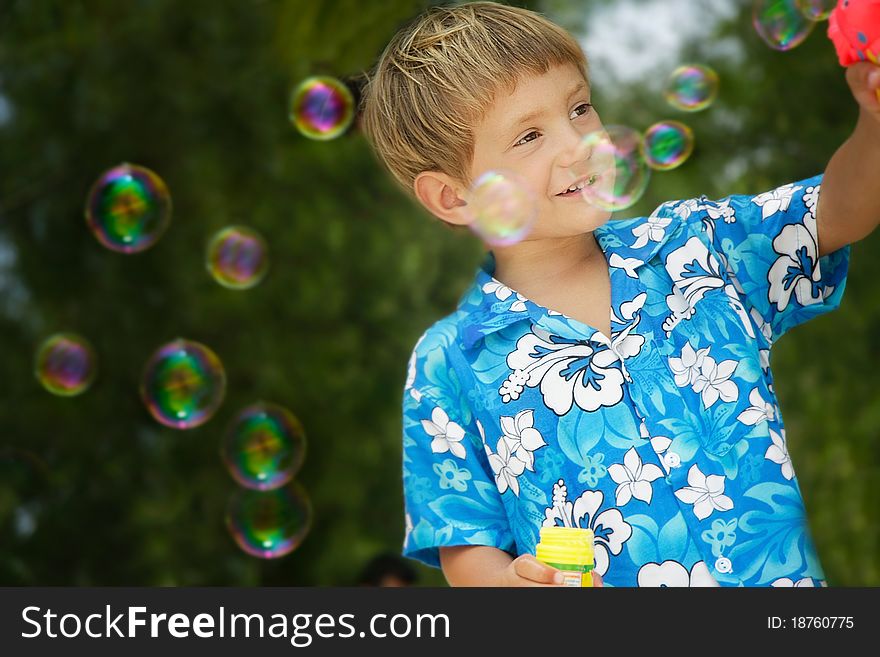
[
  {"xmin": 714, "ymin": 556, "xmax": 732, "ymax": 574},
  {"xmin": 663, "ymin": 452, "xmax": 681, "ymax": 469}
]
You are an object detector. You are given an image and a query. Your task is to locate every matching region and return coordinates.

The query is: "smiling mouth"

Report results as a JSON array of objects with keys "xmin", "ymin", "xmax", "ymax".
[{"xmin": 556, "ymin": 173, "xmax": 599, "ymax": 196}]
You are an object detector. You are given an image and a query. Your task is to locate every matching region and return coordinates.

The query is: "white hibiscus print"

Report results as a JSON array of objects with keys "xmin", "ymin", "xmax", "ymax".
[
  {"xmin": 661, "ymin": 236, "xmax": 726, "ymax": 335},
  {"xmin": 405, "ymin": 334, "xmax": 427, "ymax": 402},
  {"xmin": 608, "ymin": 447, "xmax": 665, "ymax": 506},
  {"xmin": 765, "ymin": 428, "xmax": 794, "ymax": 480},
  {"xmin": 609, "ymin": 293, "xmax": 647, "ymax": 357},
  {"xmin": 737, "ymin": 387, "xmax": 776, "ymax": 426},
  {"xmin": 803, "ymin": 185, "xmax": 819, "ymax": 216},
  {"xmin": 543, "ymin": 479, "xmax": 633, "ymax": 577},
  {"xmin": 404, "ymin": 512, "xmax": 413, "ymax": 549},
  {"xmin": 674, "ymin": 464, "xmax": 734, "ymax": 520},
  {"xmin": 499, "ymin": 410, "xmax": 547, "ymax": 471},
  {"xmin": 662, "ymin": 285, "xmax": 696, "ymax": 334},
  {"xmin": 668, "ymin": 341, "xmax": 709, "ymax": 388},
  {"xmin": 421, "ymin": 407, "xmax": 467, "ymax": 459},
  {"xmin": 631, "ymin": 213, "xmax": 672, "ymax": 249},
  {"xmin": 752, "ymin": 183, "xmax": 803, "ymax": 221},
  {"xmin": 768, "ymin": 210, "xmax": 828, "ymax": 313},
  {"xmin": 706, "ymin": 198, "xmax": 736, "ymax": 223},
  {"xmin": 502, "ymin": 328, "xmax": 625, "ymax": 415},
  {"xmin": 485, "ymin": 437, "xmax": 526, "ymax": 497},
  {"xmin": 637, "ymin": 560, "xmax": 719, "ymax": 587},
  {"xmin": 482, "ymin": 280, "xmax": 527, "ymax": 312},
  {"xmin": 771, "ymin": 577, "xmax": 815, "ymax": 587},
  {"xmin": 654, "ymin": 197, "xmax": 701, "ymax": 221},
  {"xmin": 609, "ymin": 253, "xmax": 643, "ymax": 278},
  {"xmin": 499, "ymin": 369, "xmax": 528, "ymax": 403},
  {"xmin": 692, "ymin": 354, "xmax": 739, "ymax": 409}
]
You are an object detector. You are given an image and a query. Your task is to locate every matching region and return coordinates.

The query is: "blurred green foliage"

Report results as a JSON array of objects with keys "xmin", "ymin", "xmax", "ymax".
[{"xmin": 0, "ymin": 0, "xmax": 876, "ymax": 586}]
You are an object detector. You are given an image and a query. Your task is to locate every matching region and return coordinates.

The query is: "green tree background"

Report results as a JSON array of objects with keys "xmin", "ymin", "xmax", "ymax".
[{"xmin": 0, "ymin": 0, "xmax": 876, "ymax": 586}]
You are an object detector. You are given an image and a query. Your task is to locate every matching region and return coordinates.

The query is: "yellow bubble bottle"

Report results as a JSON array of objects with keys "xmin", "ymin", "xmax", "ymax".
[{"xmin": 535, "ymin": 526, "xmax": 595, "ymax": 587}]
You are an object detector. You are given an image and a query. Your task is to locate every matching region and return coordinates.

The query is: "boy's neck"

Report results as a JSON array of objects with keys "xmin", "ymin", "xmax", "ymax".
[{"xmin": 491, "ymin": 231, "xmax": 605, "ymax": 294}]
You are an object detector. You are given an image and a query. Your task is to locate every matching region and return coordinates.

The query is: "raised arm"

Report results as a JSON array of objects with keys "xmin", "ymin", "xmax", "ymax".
[{"xmin": 816, "ymin": 62, "xmax": 880, "ymax": 257}]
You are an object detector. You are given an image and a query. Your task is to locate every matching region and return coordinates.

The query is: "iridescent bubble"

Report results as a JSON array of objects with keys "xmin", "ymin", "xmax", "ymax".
[
  {"xmin": 35, "ymin": 333, "xmax": 97, "ymax": 396},
  {"xmin": 568, "ymin": 125, "xmax": 651, "ymax": 212},
  {"xmin": 206, "ymin": 226, "xmax": 269, "ymax": 290},
  {"xmin": 643, "ymin": 121, "xmax": 695, "ymax": 171},
  {"xmin": 85, "ymin": 163, "xmax": 172, "ymax": 253},
  {"xmin": 753, "ymin": 0, "xmax": 816, "ymax": 51},
  {"xmin": 664, "ymin": 65, "xmax": 720, "ymax": 112},
  {"xmin": 466, "ymin": 170, "xmax": 537, "ymax": 246},
  {"xmin": 289, "ymin": 76, "xmax": 355, "ymax": 140},
  {"xmin": 226, "ymin": 483, "xmax": 312, "ymax": 559},
  {"xmin": 796, "ymin": 0, "xmax": 835, "ymax": 21},
  {"xmin": 141, "ymin": 339, "xmax": 226, "ymax": 429},
  {"xmin": 222, "ymin": 403, "xmax": 306, "ymax": 490}
]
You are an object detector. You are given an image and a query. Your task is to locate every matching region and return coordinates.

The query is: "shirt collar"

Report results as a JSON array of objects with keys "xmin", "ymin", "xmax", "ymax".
[{"xmin": 455, "ymin": 210, "xmax": 684, "ymax": 350}]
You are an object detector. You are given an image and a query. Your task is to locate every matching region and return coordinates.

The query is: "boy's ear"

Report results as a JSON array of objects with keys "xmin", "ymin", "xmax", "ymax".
[{"xmin": 413, "ymin": 171, "xmax": 470, "ymax": 227}]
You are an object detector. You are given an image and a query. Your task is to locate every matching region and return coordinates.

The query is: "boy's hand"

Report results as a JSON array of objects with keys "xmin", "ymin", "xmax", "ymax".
[
  {"xmin": 503, "ymin": 554, "xmax": 604, "ymax": 587},
  {"xmin": 846, "ymin": 62, "xmax": 880, "ymax": 121}
]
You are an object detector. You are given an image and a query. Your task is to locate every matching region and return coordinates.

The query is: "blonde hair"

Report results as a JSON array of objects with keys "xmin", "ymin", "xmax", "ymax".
[{"xmin": 359, "ymin": 1, "xmax": 589, "ymax": 198}]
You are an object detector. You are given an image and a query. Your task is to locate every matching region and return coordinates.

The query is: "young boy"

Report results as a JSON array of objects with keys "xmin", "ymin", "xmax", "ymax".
[{"xmin": 360, "ymin": 1, "xmax": 880, "ymax": 586}]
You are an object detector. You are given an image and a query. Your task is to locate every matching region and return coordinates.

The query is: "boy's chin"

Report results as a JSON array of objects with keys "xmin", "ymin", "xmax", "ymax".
[{"xmin": 556, "ymin": 205, "xmax": 612, "ymax": 233}]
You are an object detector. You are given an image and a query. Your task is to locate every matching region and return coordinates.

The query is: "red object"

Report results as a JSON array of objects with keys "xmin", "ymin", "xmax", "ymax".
[{"xmin": 828, "ymin": 0, "xmax": 880, "ymax": 66}]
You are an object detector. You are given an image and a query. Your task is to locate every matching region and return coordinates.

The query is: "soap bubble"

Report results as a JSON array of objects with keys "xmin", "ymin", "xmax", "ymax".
[
  {"xmin": 206, "ymin": 226, "xmax": 269, "ymax": 290},
  {"xmin": 753, "ymin": 0, "xmax": 816, "ymax": 51},
  {"xmin": 796, "ymin": 0, "xmax": 835, "ymax": 22},
  {"xmin": 568, "ymin": 125, "xmax": 650, "ymax": 212},
  {"xmin": 289, "ymin": 76, "xmax": 355, "ymax": 140},
  {"xmin": 466, "ymin": 170, "xmax": 537, "ymax": 246},
  {"xmin": 222, "ymin": 403, "xmax": 306, "ymax": 490},
  {"xmin": 85, "ymin": 163, "xmax": 172, "ymax": 253},
  {"xmin": 226, "ymin": 483, "xmax": 312, "ymax": 559},
  {"xmin": 643, "ymin": 121, "xmax": 695, "ymax": 171},
  {"xmin": 664, "ymin": 65, "xmax": 720, "ymax": 112},
  {"xmin": 141, "ymin": 339, "xmax": 226, "ymax": 429},
  {"xmin": 35, "ymin": 333, "xmax": 97, "ymax": 396}
]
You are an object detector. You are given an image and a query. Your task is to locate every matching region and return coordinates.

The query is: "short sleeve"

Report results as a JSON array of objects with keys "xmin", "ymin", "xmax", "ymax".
[
  {"xmin": 655, "ymin": 175, "xmax": 850, "ymax": 344},
  {"xmin": 401, "ymin": 386, "xmax": 515, "ymax": 568}
]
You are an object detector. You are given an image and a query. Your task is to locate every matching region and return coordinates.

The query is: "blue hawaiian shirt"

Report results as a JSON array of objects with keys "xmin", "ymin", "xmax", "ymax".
[{"xmin": 401, "ymin": 174, "xmax": 849, "ymax": 587}]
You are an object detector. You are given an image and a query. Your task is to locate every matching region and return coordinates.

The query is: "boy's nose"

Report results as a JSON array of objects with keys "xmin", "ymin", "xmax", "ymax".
[{"xmin": 557, "ymin": 129, "xmax": 592, "ymax": 172}]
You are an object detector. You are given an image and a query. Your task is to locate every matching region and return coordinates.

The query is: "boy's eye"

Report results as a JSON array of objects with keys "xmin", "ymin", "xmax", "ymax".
[
  {"xmin": 513, "ymin": 104, "xmax": 592, "ymax": 147},
  {"xmin": 570, "ymin": 103, "xmax": 592, "ymax": 120},
  {"xmin": 515, "ymin": 131, "xmax": 540, "ymax": 147}
]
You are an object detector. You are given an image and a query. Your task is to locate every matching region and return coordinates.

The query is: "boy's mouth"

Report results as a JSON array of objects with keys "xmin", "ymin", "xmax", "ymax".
[{"xmin": 556, "ymin": 174, "xmax": 597, "ymax": 197}]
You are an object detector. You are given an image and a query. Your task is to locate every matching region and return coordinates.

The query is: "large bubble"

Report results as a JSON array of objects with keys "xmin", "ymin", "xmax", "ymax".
[
  {"xmin": 753, "ymin": 0, "xmax": 816, "ymax": 51},
  {"xmin": 568, "ymin": 125, "xmax": 651, "ymax": 212},
  {"xmin": 35, "ymin": 333, "xmax": 97, "ymax": 396},
  {"xmin": 221, "ymin": 403, "xmax": 306, "ymax": 490},
  {"xmin": 664, "ymin": 65, "xmax": 720, "ymax": 112},
  {"xmin": 226, "ymin": 483, "xmax": 312, "ymax": 559},
  {"xmin": 85, "ymin": 163, "xmax": 172, "ymax": 253},
  {"xmin": 796, "ymin": 0, "xmax": 835, "ymax": 22},
  {"xmin": 289, "ymin": 76, "xmax": 355, "ymax": 140},
  {"xmin": 466, "ymin": 170, "xmax": 537, "ymax": 246},
  {"xmin": 643, "ymin": 121, "xmax": 695, "ymax": 171},
  {"xmin": 206, "ymin": 226, "xmax": 269, "ymax": 290},
  {"xmin": 141, "ymin": 339, "xmax": 226, "ymax": 429}
]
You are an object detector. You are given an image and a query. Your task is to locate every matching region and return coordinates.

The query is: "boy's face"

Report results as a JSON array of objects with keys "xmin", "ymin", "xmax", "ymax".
[{"xmin": 469, "ymin": 62, "xmax": 611, "ymax": 241}]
